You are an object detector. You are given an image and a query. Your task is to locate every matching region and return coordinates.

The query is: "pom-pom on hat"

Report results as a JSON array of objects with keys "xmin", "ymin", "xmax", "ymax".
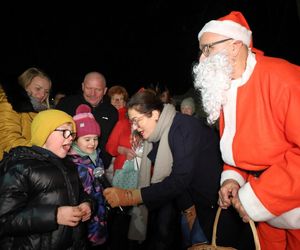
[
  {"xmin": 73, "ymin": 104, "xmax": 100, "ymax": 137},
  {"xmin": 198, "ymin": 11, "xmax": 252, "ymax": 47},
  {"xmin": 31, "ymin": 109, "xmax": 75, "ymax": 147}
]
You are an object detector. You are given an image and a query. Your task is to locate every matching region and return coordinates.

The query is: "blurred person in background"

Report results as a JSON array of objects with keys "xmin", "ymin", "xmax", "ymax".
[
  {"xmin": 52, "ymin": 91, "xmax": 66, "ymax": 107},
  {"xmin": 107, "ymin": 85, "xmax": 129, "ymax": 120},
  {"xmin": 180, "ymin": 97, "xmax": 196, "ymax": 117}
]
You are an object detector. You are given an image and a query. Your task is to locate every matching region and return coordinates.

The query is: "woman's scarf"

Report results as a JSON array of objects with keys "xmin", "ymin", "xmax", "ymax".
[
  {"xmin": 148, "ymin": 103, "xmax": 176, "ymax": 183},
  {"xmin": 29, "ymin": 95, "xmax": 49, "ymax": 112}
]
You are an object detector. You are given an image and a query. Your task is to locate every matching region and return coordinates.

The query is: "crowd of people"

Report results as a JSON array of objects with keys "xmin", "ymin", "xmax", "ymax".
[{"xmin": 0, "ymin": 10, "xmax": 299, "ymax": 250}]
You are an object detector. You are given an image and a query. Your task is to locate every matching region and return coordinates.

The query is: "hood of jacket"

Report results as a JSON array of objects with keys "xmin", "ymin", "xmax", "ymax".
[{"xmin": 1, "ymin": 80, "xmax": 35, "ymax": 113}]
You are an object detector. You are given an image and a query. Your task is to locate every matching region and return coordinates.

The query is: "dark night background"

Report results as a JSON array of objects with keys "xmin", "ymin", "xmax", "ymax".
[{"xmin": 0, "ymin": 1, "xmax": 299, "ymax": 98}]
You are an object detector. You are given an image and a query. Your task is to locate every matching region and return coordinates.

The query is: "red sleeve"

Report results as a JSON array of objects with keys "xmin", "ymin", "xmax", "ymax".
[{"xmin": 105, "ymin": 120, "xmax": 123, "ymax": 156}]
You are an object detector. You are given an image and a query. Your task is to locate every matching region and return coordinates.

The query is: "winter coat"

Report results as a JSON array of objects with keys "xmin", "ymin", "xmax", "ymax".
[
  {"xmin": 220, "ymin": 53, "xmax": 300, "ymax": 229},
  {"xmin": 105, "ymin": 118, "xmax": 132, "ymax": 170},
  {"xmin": 68, "ymin": 148, "xmax": 108, "ymax": 246},
  {"xmin": 0, "ymin": 82, "xmax": 37, "ymax": 160},
  {"xmin": 0, "ymin": 146, "xmax": 93, "ymax": 250}
]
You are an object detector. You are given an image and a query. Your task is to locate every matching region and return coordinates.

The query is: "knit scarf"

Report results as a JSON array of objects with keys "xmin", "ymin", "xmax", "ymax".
[
  {"xmin": 71, "ymin": 143, "xmax": 98, "ymax": 166},
  {"xmin": 29, "ymin": 95, "xmax": 49, "ymax": 112},
  {"xmin": 148, "ymin": 103, "xmax": 176, "ymax": 183}
]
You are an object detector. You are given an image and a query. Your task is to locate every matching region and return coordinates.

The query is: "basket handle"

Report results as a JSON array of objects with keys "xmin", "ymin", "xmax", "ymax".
[{"xmin": 211, "ymin": 207, "xmax": 261, "ymax": 250}]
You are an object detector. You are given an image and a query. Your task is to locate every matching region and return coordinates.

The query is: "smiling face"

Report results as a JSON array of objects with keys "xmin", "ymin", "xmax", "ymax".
[
  {"xmin": 82, "ymin": 72, "xmax": 107, "ymax": 107},
  {"xmin": 43, "ymin": 123, "xmax": 75, "ymax": 158},
  {"xmin": 25, "ymin": 76, "xmax": 51, "ymax": 103},
  {"xmin": 76, "ymin": 135, "xmax": 99, "ymax": 154},
  {"xmin": 127, "ymin": 108, "xmax": 159, "ymax": 140}
]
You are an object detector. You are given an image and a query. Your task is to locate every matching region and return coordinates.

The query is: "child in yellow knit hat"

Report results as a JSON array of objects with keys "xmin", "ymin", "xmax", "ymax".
[{"xmin": 0, "ymin": 109, "xmax": 93, "ymax": 249}]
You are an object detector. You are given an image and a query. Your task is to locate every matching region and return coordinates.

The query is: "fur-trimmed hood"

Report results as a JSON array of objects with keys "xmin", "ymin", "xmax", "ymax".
[{"xmin": 0, "ymin": 80, "xmax": 34, "ymax": 113}]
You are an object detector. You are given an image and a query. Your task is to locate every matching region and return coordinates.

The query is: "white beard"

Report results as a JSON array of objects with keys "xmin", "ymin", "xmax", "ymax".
[{"xmin": 193, "ymin": 52, "xmax": 232, "ymax": 125}]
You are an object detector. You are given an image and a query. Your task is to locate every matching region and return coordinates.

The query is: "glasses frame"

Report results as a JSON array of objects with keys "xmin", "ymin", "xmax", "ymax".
[
  {"xmin": 54, "ymin": 129, "xmax": 76, "ymax": 139},
  {"xmin": 200, "ymin": 38, "xmax": 233, "ymax": 57},
  {"xmin": 130, "ymin": 114, "xmax": 148, "ymax": 127}
]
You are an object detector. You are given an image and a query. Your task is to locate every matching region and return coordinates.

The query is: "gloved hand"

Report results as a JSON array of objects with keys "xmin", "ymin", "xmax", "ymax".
[
  {"xmin": 184, "ymin": 205, "xmax": 197, "ymax": 230},
  {"xmin": 103, "ymin": 187, "xmax": 142, "ymax": 207}
]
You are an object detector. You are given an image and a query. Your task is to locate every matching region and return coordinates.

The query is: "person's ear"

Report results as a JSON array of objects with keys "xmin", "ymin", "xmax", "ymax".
[
  {"xmin": 151, "ymin": 110, "xmax": 160, "ymax": 121},
  {"xmin": 232, "ymin": 40, "xmax": 243, "ymax": 56}
]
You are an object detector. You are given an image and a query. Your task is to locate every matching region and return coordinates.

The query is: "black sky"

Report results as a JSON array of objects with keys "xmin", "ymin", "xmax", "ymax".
[{"xmin": 1, "ymin": 1, "xmax": 299, "ymax": 97}]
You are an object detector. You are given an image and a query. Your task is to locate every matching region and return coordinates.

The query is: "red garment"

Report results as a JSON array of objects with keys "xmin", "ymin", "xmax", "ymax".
[
  {"xmin": 105, "ymin": 118, "xmax": 131, "ymax": 170},
  {"xmin": 220, "ymin": 52, "xmax": 300, "ymax": 228},
  {"xmin": 117, "ymin": 107, "xmax": 127, "ymax": 120},
  {"xmin": 257, "ymin": 222, "xmax": 300, "ymax": 250}
]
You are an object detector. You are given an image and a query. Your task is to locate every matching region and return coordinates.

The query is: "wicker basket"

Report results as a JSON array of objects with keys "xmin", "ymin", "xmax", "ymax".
[{"xmin": 188, "ymin": 207, "xmax": 261, "ymax": 250}]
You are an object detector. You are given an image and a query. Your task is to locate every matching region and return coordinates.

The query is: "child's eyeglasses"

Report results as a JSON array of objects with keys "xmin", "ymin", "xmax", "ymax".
[{"xmin": 54, "ymin": 129, "xmax": 76, "ymax": 139}]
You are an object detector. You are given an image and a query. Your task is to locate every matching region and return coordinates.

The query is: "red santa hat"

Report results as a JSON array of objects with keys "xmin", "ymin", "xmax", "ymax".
[
  {"xmin": 73, "ymin": 104, "xmax": 101, "ymax": 137},
  {"xmin": 198, "ymin": 11, "xmax": 252, "ymax": 47}
]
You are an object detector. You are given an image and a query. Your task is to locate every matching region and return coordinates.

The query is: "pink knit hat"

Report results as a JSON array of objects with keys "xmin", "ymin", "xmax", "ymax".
[{"xmin": 73, "ymin": 104, "xmax": 100, "ymax": 137}]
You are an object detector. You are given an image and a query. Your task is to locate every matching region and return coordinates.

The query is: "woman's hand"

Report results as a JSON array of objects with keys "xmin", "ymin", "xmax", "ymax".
[
  {"xmin": 117, "ymin": 146, "xmax": 136, "ymax": 160},
  {"xmin": 103, "ymin": 187, "xmax": 142, "ymax": 207}
]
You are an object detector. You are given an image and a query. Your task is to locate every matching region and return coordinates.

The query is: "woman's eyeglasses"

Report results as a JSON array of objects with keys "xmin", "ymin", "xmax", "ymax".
[
  {"xmin": 129, "ymin": 114, "xmax": 147, "ymax": 127},
  {"xmin": 54, "ymin": 129, "xmax": 76, "ymax": 139}
]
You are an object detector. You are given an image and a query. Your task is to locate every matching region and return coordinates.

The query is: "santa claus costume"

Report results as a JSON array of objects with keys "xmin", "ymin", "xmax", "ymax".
[{"xmin": 197, "ymin": 11, "xmax": 300, "ymax": 250}]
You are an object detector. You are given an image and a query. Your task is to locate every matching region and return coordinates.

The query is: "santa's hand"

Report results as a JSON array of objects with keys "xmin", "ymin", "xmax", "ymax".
[
  {"xmin": 103, "ymin": 187, "xmax": 142, "ymax": 207},
  {"xmin": 218, "ymin": 179, "xmax": 240, "ymax": 209},
  {"xmin": 232, "ymin": 196, "xmax": 250, "ymax": 223}
]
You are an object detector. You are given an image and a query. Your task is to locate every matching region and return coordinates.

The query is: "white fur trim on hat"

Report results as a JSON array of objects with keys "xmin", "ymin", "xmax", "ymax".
[{"xmin": 198, "ymin": 20, "xmax": 252, "ymax": 47}]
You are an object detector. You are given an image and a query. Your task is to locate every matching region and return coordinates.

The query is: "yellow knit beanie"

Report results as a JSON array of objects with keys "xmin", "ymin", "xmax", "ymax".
[{"xmin": 31, "ymin": 109, "xmax": 76, "ymax": 147}]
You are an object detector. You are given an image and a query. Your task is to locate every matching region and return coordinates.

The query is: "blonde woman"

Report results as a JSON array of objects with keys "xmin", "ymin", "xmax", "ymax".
[{"xmin": 0, "ymin": 67, "xmax": 52, "ymax": 160}]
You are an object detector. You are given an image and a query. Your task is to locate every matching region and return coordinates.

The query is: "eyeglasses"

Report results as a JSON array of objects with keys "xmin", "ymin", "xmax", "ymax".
[
  {"xmin": 199, "ymin": 38, "xmax": 233, "ymax": 57},
  {"xmin": 54, "ymin": 129, "xmax": 76, "ymax": 139},
  {"xmin": 129, "ymin": 114, "xmax": 147, "ymax": 127}
]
